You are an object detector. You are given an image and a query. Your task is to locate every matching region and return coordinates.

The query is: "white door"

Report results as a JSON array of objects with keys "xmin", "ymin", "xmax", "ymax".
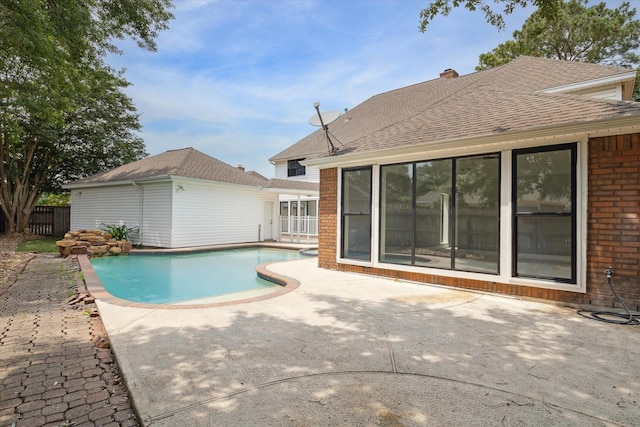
[{"xmin": 263, "ymin": 201, "xmax": 273, "ymax": 240}]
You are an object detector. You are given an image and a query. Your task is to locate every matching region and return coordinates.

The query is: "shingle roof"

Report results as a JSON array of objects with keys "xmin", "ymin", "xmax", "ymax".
[
  {"xmin": 270, "ymin": 56, "xmax": 640, "ymax": 162},
  {"xmin": 71, "ymin": 147, "xmax": 268, "ymax": 187},
  {"xmin": 262, "ymin": 179, "xmax": 319, "ymax": 192}
]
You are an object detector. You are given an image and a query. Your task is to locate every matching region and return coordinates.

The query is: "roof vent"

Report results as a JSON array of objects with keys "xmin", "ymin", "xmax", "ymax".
[{"xmin": 440, "ymin": 68, "xmax": 459, "ymax": 79}]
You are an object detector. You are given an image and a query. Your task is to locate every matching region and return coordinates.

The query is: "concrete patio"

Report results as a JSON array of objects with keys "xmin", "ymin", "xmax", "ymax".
[{"xmin": 90, "ymin": 257, "xmax": 640, "ymax": 426}]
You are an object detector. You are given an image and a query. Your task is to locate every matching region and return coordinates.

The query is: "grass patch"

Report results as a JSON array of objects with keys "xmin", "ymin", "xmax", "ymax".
[{"xmin": 16, "ymin": 237, "xmax": 59, "ymax": 253}]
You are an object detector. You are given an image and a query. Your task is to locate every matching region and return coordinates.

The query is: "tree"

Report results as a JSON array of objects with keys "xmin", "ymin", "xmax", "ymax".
[
  {"xmin": 0, "ymin": 0, "xmax": 173, "ymax": 234},
  {"xmin": 476, "ymin": 1, "xmax": 640, "ymax": 70},
  {"xmin": 419, "ymin": 0, "xmax": 563, "ymax": 31},
  {"xmin": 475, "ymin": 0, "xmax": 640, "ymax": 101}
]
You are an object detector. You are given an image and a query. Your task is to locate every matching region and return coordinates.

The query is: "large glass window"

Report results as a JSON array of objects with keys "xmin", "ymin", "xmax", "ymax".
[
  {"xmin": 380, "ymin": 164, "xmax": 413, "ymax": 265},
  {"xmin": 455, "ymin": 155, "xmax": 500, "ymax": 273},
  {"xmin": 513, "ymin": 144, "xmax": 576, "ymax": 282},
  {"xmin": 415, "ymin": 159, "xmax": 453, "ymax": 269},
  {"xmin": 342, "ymin": 167, "xmax": 372, "ymax": 260},
  {"xmin": 379, "ymin": 154, "xmax": 499, "ymax": 273}
]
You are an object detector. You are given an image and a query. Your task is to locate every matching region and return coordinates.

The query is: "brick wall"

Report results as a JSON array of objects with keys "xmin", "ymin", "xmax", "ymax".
[
  {"xmin": 587, "ymin": 133, "xmax": 640, "ymax": 308},
  {"xmin": 318, "ymin": 168, "xmax": 338, "ymax": 269},
  {"xmin": 317, "ymin": 134, "xmax": 640, "ymax": 309}
]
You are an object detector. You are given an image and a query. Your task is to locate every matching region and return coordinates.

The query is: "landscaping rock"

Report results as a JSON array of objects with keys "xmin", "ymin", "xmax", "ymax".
[
  {"xmin": 56, "ymin": 229, "xmax": 132, "ymax": 258},
  {"xmin": 56, "ymin": 239, "xmax": 76, "ymax": 248},
  {"xmin": 70, "ymin": 246, "xmax": 88, "ymax": 255}
]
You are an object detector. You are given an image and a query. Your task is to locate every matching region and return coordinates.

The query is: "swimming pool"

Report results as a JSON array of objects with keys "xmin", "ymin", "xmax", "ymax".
[{"xmin": 90, "ymin": 248, "xmax": 304, "ymax": 304}]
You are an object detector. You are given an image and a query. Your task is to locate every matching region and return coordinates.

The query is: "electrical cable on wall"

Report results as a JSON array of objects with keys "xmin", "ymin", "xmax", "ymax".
[{"xmin": 577, "ymin": 268, "xmax": 639, "ymax": 325}]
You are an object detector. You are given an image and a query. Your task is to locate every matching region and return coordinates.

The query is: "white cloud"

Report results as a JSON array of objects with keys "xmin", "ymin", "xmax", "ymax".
[{"xmin": 108, "ymin": 0, "xmax": 537, "ymax": 178}]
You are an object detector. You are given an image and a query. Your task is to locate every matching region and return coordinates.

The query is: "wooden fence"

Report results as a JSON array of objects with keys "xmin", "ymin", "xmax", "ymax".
[{"xmin": 0, "ymin": 206, "xmax": 70, "ymax": 237}]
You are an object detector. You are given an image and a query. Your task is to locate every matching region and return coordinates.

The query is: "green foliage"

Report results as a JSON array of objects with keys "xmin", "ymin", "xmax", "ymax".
[
  {"xmin": 419, "ymin": 0, "xmax": 562, "ymax": 31},
  {"xmin": 100, "ymin": 223, "xmax": 139, "ymax": 241},
  {"xmin": 37, "ymin": 192, "xmax": 71, "ymax": 207},
  {"xmin": 0, "ymin": 0, "xmax": 173, "ymax": 233},
  {"xmin": 476, "ymin": 0, "xmax": 640, "ymax": 70},
  {"xmin": 16, "ymin": 237, "xmax": 59, "ymax": 253}
]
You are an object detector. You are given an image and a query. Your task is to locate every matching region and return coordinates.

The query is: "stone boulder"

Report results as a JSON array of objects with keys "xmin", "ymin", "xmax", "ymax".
[{"xmin": 56, "ymin": 229, "xmax": 133, "ymax": 258}]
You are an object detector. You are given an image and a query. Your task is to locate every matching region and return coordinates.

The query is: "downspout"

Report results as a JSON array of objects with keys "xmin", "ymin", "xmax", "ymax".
[{"xmin": 131, "ymin": 181, "xmax": 143, "ymax": 245}]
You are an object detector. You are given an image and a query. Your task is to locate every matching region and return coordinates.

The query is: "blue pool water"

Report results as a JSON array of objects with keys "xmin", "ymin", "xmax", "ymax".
[{"xmin": 90, "ymin": 248, "xmax": 304, "ymax": 304}]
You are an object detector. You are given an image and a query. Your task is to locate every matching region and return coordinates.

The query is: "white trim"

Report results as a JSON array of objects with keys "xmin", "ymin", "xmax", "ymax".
[
  {"xmin": 500, "ymin": 151, "xmax": 512, "ymax": 283},
  {"xmin": 370, "ymin": 165, "xmax": 381, "ymax": 265},
  {"xmin": 540, "ymin": 72, "xmax": 637, "ymax": 95},
  {"xmin": 577, "ymin": 138, "xmax": 588, "ymax": 291},
  {"xmin": 335, "ymin": 168, "xmax": 343, "ymax": 264}
]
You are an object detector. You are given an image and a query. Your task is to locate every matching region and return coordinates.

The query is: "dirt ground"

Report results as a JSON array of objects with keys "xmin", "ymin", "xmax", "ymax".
[{"xmin": 0, "ymin": 234, "xmax": 36, "ymax": 288}]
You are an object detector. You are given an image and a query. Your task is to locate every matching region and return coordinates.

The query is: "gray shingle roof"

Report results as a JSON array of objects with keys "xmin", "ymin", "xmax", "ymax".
[
  {"xmin": 270, "ymin": 56, "xmax": 640, "ymax": 162},
  {"xmin": 71, "ymin": 147, "xmax": 268, "ymax": 187},
  {"xmin": 262, "ymin": 179, "xmax": 319, "ymax": 192}
]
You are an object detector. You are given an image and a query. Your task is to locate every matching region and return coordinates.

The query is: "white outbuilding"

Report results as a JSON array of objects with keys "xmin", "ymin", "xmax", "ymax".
[{"xmin": 64, "ymin": 147, "xmax": 316, "ymax": 248}]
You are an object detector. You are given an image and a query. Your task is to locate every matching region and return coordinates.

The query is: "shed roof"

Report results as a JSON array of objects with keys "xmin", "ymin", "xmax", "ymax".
[
  {"xmin": 67, "ymin": 147, "xmax": 319, "ymax": 195},
  {"xmin": 70, "ymin": 147, "xmax": 267, "ymax": 187},
  {"xmin": 270, "ymin": 56, "xmax": 640, "ymax": 163}
]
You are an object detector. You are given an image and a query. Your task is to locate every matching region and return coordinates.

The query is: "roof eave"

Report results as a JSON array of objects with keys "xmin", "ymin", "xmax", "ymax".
[
  {"xmin": 261, "ymin": 187, "xmax": 319, "ymax": 196},
  {"xmin": 302, "ymin": 115, "xmax": 640, "ymax": 169},
  {"xmin": 63, "ymin": 176, "xmax": 172, "ymax": 189},
  {"xmin": 540, "ymin": 71, "xmax": 638, "ymax": 96}
]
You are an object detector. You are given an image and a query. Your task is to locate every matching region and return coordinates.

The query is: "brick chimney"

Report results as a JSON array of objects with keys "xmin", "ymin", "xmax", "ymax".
[
  {"xmin": 440, "ymin": 68, "xmax": 459, "ymax": 79},
  {"xmin": 237, "ymin": 165, "xmax": 245, "ymax": 172}
]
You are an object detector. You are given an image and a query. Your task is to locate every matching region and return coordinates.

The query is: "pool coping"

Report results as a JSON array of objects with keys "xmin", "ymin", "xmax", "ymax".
[{"xmin": 76, "ymin": 245, "xmax": 307, "ymax": 309}]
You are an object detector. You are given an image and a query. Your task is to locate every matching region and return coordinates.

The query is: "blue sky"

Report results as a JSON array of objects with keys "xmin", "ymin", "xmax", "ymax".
[{"xmin": 107, "ymin": 0, "xmax": 543, "ymax": 178}]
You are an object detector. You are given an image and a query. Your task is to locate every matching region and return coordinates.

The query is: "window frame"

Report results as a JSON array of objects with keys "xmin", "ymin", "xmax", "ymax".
[
  {"xmin": 335, "ymin": 141, "xmax": 586, "ymax": 293},
  {"xmin": 511, "ymin": 143, "xmax": 577, "ymax": 283},
  {"xmin": 287, "ymin": 159, "xmax": 306, "ymax": 177},
  {"xmin": 341, "ymin": 166, "xmax": 373, "ymax": 261},
  {"xmin": 377, "ymin": 153, "xmax": 501, "ymax": 274}
]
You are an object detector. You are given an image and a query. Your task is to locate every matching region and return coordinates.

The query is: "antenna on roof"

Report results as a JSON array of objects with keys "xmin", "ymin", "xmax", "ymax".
[{"xmin": 308, "ymin": 102, "xmax": 340, "ymax": 155}]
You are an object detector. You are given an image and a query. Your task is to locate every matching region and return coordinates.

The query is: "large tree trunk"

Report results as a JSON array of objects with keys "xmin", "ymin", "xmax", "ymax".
[{"xmin": 0, "ymin": 132, "xmax": 43, "ymax": 234}]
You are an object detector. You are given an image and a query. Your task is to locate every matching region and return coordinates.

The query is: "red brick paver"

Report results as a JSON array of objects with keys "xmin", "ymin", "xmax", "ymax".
[{"xmin": 0, "ymin": 255, "xmax": 138, "ymax": 427}]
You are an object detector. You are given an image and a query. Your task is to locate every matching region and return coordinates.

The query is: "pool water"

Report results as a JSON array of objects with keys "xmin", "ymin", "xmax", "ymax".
[{"xmin": 90, "ymin": 248, "xmax": 304, "ymax": 304}]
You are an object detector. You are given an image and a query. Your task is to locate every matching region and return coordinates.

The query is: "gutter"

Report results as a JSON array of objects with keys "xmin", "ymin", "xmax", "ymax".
[{"xmin": 63, "ymin": 176, "xmax": 173, "ymax": 189}]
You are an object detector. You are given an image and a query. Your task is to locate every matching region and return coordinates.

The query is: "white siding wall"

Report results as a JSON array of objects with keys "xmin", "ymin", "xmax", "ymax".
[
  {"xmin": 571, "ymin": 84, "xmax": 622, "ymax": 100},
  {"xmin": 171, "ymin": 180, "xmax": 279, "ymax": 248},
  {"xmin": 274, "ymin": 161, "xmax": 320, "ymax": 182},
  {"xmin": 69, "ymin": 185, "xmax": 141, "ymax": 232},
  {"xmin": 141, "ymin": 182, "xmax": 172, "ymax": 247}
]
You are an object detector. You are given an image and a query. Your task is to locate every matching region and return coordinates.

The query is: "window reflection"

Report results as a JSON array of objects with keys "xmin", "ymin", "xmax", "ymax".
[
  {"xmin": 513, "ymin": 145, "xmax": 575, "ymax": 282},
  {"xmin": 379, "ymin": 154, "xmax": 499, "ymax": 274},
  {"xmin": 342, "ymin": 168, "xmax": 372, "ymax": 260}
]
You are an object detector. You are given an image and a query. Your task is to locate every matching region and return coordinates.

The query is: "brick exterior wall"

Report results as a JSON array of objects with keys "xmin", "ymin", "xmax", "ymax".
[
  {"xmin": 317, "ymin": 134, "xmax": 640, "ymax": 309},
  {"xmin": 318, "ymin": 168, "xmax": 338, "ymax": 268},
  {"xmin": 587, "ymin": 133, "xmax": 640, "ymax": 308}
]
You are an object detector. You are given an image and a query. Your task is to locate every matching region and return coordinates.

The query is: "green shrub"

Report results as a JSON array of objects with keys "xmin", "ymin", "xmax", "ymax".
[{"xmin": 100, "ymin": 223, "xmax": 139, "ymax": 241}]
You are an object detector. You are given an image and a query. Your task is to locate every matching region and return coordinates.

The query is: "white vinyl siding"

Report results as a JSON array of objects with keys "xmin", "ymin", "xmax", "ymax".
[
  {"xmin": 274, "ymin": 161, "xmax": 320, "ymax": 182},
  {"xmin": 171, "ymin": 180, "xmax": 279, "ymax": 248},
  {"xmin": 570, "ymin": 84, "xmax": 622, "ymax": 100},
  {"xmin": 69, "ymin": 185, "xmax": 141, "ymax": 232},
  {"xmin": 141, "ymin": 182, "xmax": 172, "ymax": 247}
]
